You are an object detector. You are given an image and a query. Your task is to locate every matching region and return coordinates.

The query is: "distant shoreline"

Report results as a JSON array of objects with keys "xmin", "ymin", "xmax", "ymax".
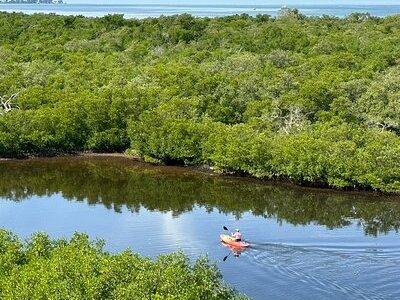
[
  {"xmin": 0, "ymin": 3, "xmax": 399, "ymax": 19},
  {"xmin": 0, "ymin": 1, "xmax": 63, "ymax": 4}
]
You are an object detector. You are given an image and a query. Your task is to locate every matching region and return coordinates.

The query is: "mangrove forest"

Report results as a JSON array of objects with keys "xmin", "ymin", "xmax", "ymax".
[
  {"xmin": 0, "ymin": 11, "xmax": 399, "ymax": 192},
  {"xmin": 0, "ymin": 229, "xmax": 245, "ymax": 299}
]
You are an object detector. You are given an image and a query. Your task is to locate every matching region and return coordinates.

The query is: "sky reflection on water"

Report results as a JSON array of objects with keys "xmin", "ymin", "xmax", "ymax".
[{"xmin": 0, "ymin": 156, "xmax": 400, "ymax": 299}]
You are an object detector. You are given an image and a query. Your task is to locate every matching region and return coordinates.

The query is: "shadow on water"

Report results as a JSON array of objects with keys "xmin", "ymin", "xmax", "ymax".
[{"xmin": 0, "ymin": 156, "xmax": 399, "ymax": 237}]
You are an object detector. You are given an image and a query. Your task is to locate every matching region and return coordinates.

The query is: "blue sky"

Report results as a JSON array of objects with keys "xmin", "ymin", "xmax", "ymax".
[{"xmin": 65, "ymin": 0, "xmax": 400, "ymax": 5}]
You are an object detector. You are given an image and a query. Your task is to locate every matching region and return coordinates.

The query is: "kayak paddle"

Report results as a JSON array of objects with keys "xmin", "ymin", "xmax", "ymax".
[{"xmin": 223, "ymin": 253, "xmax": 231, "ymax": 262}]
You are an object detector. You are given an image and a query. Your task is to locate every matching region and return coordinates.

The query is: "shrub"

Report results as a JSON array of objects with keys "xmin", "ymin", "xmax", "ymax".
[{"xmin": 0, "ymin": 230, "xmax": 246, "ymax": 300}]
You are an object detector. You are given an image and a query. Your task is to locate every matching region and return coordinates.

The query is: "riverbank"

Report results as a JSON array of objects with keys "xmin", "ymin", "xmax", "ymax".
[
  {"xmin": 5, "ymin": 152, "xmax": 399, "ymax": 198},
  {"xmin": 86, "ymin": 152, "xmax": 400, "ymax": 196}
]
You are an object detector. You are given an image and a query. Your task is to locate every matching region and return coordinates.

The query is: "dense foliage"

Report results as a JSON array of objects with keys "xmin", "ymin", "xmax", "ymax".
[
  {"xmin": 0, "ymin": 229, "xmax": 245, "ymax": 299},
  {"xmin": 0, "ymin": 11, "xmax": 399, "ymax": 192}
]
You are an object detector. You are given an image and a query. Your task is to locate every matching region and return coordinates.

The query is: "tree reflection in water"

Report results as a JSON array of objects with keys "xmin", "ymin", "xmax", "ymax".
[{"xmin": 0, "ymin": 156, "xmax": 399, "ymax": 237}]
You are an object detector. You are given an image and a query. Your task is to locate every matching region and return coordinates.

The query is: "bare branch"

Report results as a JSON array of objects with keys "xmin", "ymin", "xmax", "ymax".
[
  {"xmin": 271, "ymin": 106, "xmax": 309, "ymax": 134},
  {"xmin": 0, "ymin": 93, "xmax": 20, "ymax": 115}
]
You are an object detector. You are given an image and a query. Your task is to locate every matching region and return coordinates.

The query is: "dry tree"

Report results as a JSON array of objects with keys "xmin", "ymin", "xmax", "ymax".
[{"xmin": 0, "ymin": 93, "xmax": 19, "ymax": 115}]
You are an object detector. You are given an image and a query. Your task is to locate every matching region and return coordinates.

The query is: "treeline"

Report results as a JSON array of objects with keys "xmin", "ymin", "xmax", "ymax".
[
  {"xmin": 0, "ymin": 12, "xmax": 399, "ymax": 192},
  {"xmin": 0, "ymin": 230, "xmax": 245, "ymax": 299}
]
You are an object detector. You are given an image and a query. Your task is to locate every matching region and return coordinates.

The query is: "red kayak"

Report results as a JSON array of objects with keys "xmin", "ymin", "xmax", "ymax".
[{"xmin": 220, "ymin": 234, "xmax": 250, "ymax": 248}]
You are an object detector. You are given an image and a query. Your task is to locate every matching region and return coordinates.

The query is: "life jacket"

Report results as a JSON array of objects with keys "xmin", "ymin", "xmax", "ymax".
[{"xmin": 233, "ymin": 232, "xmax": 242, "ymax": 240}]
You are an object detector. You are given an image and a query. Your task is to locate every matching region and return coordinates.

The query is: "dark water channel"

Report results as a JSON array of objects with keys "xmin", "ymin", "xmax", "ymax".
[{"xmin": 0, "ymin": 156, "xmax": 399, "ymax": 299}]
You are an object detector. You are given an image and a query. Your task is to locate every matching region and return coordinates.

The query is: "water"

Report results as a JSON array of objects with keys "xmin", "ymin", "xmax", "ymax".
[
  {"xmin": 0, "ymin": 156, "xmax": 400, "ymax": 299},
  {"xmin": 0, "ymin": 3, "xmax": 399, "ymax": 18}
]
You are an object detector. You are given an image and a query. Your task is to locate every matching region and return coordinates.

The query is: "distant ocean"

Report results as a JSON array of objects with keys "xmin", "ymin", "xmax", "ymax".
[{"xmin": 0, "ymin": 4, "xmax": 399, "ymax": 18}]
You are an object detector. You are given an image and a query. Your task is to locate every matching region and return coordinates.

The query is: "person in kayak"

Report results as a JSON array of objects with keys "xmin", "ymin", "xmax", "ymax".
[{"xmin": 231, "ymin": 229, "xmax": 242, "ymax": 242}]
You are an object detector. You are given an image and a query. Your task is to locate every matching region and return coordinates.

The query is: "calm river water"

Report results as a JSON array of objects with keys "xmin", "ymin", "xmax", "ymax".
[{"xmin": 0, "ymin": 156, "xmax": 400, "ymax": 299}]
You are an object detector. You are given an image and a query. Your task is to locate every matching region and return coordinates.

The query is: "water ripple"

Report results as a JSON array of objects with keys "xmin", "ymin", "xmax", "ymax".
[{"xmin": 242, "ymin": 242, "xmax": 400, "ymax": 299}]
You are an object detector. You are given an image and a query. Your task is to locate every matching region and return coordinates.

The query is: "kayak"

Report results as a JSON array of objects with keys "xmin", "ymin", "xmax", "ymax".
[{"xmin": 220, "ymin": 234, "xmax": 250, "ymax": 248}]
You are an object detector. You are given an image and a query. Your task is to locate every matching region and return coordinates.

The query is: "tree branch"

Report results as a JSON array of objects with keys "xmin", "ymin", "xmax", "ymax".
[{"xmin": 0, "ymin": 93, "xmax": 19, "ymax": 115}]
